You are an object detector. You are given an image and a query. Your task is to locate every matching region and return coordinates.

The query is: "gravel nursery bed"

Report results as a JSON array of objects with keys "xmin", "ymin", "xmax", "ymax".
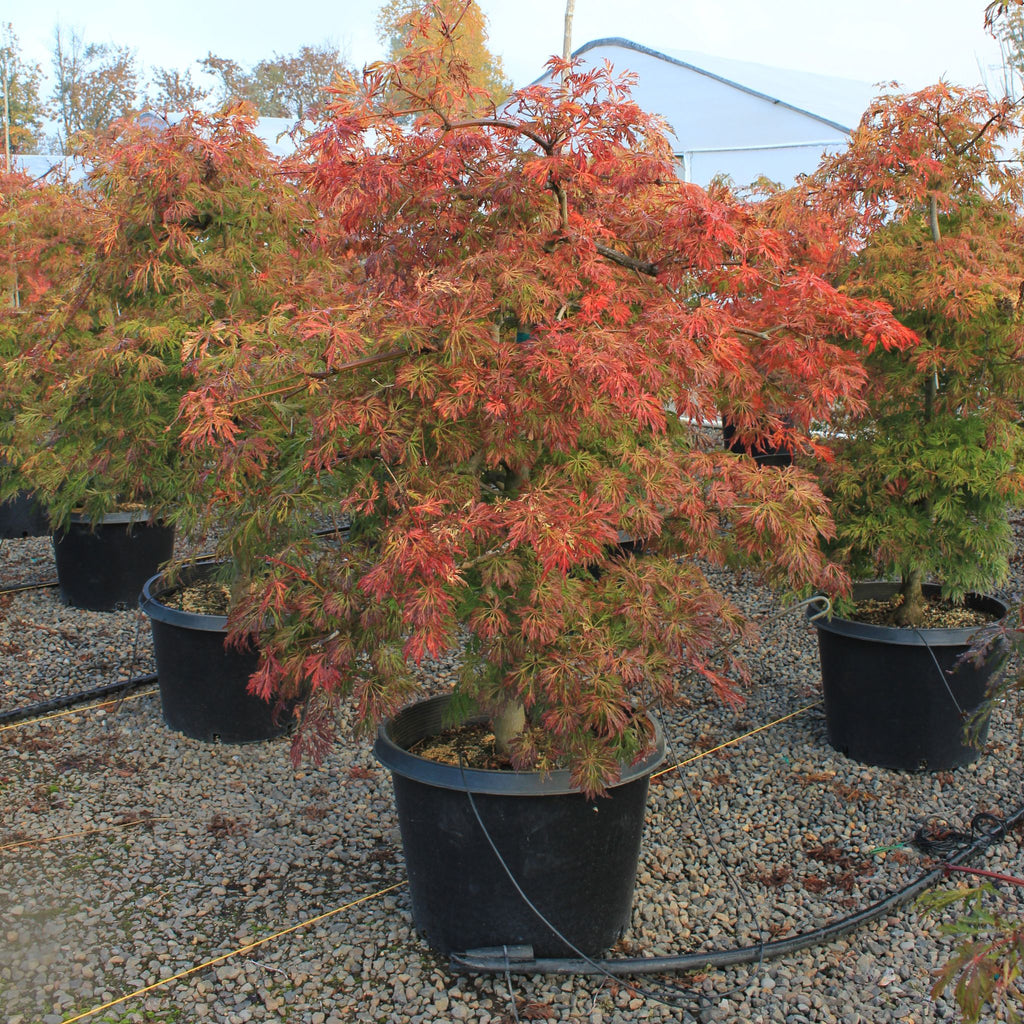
[{"xmin": 2, "ymin": 529, "xmax": 1023, "ymax": 1024}]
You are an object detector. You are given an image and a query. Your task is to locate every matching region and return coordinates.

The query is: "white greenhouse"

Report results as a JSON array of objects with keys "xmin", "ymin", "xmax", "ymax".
[{"xmin": 534, "ymin": 37, "xmax": 881, "ymax": 188}]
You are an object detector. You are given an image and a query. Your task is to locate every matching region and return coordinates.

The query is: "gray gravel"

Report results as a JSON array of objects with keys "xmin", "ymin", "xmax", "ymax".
[{"xmin": 2, "ymin": 525, "xmax": 1023, "ymax": 1024}]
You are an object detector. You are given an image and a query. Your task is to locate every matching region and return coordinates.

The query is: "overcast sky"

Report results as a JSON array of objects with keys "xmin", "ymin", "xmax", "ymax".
[{"xmin": 8, "ymin": 0, "xmax": 1011, "ymax": 98}]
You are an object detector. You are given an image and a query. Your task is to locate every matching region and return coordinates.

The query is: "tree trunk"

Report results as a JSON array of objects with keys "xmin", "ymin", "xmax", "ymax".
[
  {"xmin": 893, "ymin": 567, "xmax": 927, "ymax": 627},
  {"xmin": 492, "ymin": 700, "xmax": 525, "ymax": 754}
]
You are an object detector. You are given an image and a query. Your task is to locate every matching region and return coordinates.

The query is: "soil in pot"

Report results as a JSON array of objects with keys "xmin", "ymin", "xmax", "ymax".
[
  {"xmin": 810, "ymin": 581, "xmax": 1007, "ymax": 771},
  {"xmin": 374, "ymin": 693, "xmax": 665, "ymax": 958},
  {"xmin": 52, "ymin": 510, "xmax": 175, "ymax": 611},
  {"xmin": 140, "ymin": 562, "xmax": 295, "ymax": 744}
]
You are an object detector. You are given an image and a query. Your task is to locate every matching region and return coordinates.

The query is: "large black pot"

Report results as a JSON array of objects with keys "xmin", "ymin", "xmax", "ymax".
[
  {"xmin": 140, "ymin": 562, "xmax": 294, "ymax": 743},
  {"xmin": 53, "ymin": 510, "xmax": 175, "ymax": 611},
  {"xmin": 374, "ymin": 694, "xmax": 665, "ymax": 958},
  {"xmin": 810, "ymin": 582, "xmax": 1007, "ymax": 771},
  {"xmin": 0, "ymin": 491, "xmax": 48, "ymax": 539}
]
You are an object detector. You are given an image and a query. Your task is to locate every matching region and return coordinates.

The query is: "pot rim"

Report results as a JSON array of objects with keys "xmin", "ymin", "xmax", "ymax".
[
  {"xmin": 374, "ymin": 692, "xmax": 667, "ymax": 796},
  {"xmin": 139, "ymin": 560, "xmax": 230, "ymax": 632},
  {"xmin": 69, "ymin": 508, "xmax": 162, "ymax": 527},
  {"xmin": 808, "ymin": 580, "xmax": 1008, "ymax": 647}
]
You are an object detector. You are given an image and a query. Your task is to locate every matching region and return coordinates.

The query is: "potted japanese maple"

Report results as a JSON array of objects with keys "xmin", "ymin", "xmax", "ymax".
[
  {"xmin": 177, "ymin": 12, "xmax": 912, "ymax": 957},
  {"xmin": 1, "ymin": 110, "xmax": 307, "ymax": 612},
  {"xmin": 798, "ymin": 84, "xmax": 1024, "ymax": 770},
  {"xmin": 0, "ymin": 168, "xmax": 86, "ymax": 540}
]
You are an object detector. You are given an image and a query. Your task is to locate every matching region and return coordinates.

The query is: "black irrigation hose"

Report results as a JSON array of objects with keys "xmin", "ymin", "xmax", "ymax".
[
  {"xmin": 0, "ymin": 579, "xmax": 59, "ymax": 595},
  {"xmin": 0, "ymin": 672, "xmax": 158, "ymax": 727},
  {"xmin": 451, "ymin": 803, "xmax": 1024, "ymax": 976}
]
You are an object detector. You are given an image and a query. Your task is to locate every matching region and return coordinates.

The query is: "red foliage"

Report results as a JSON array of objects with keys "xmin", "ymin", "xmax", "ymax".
[{"xmin": 178, "ymin": 17, "xmax": 914, "ymax": 792}]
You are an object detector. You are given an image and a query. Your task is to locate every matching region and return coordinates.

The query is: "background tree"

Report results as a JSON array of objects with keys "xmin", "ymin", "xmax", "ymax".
[
  {"xmin": 376, "ymin": 0, "xmax": 512, "ymax": 112},
  {"xmin": 982, "ymin": 2, "xmax": 1024, "ymax": 98},
  {"xmin": 0, "ymin": 23, "xmax": 45, "ymax": 159},
  {"xmin": 1, "ymin": 111, "xmax": 312, "ymax": 530},
  {"xmin": 201, "ymin": 42, "xmax": 347, "ymax": 118},
  {"xmin": 199, "ymin": 53, "xmax": 261, "ymax": 112},
  {"xmin": 50, "ymin": 26, "xmax": 141, "ymax": 152},
  {"xmin": 254, "ymin": 43, "xmax": 350, "ymax": 119},
  {"xmin": 149, "ymin": 65, "xmax": 209, "ymax": 112}
]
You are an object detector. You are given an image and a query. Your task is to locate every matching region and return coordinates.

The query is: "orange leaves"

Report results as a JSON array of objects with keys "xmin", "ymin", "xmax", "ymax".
[{"xmin": 504, "ymin": 489, "xmax": 619, "ymax": 577}]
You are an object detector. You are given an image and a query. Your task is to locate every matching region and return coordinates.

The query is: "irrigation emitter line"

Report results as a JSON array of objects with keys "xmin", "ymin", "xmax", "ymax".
[
  {"xmin": 0, "ymin": 688, "xmax": 158, "ymax": 734},
  {"xmin": 7, "ymin": 696, "xmax": 1018, "ymax": 1020},
  {"xmin": 0, "ymin": 673, "xmax": 158, "ymax": 728}
]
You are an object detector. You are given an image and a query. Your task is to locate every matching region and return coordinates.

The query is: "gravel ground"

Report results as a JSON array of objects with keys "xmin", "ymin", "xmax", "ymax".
[{"xmin": 2, "ymin": 526, "xmax": 1023, "ymax": 1024}]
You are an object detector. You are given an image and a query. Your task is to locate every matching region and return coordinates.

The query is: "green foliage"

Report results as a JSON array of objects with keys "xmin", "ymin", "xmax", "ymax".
[
  {"xmin": 0, "ymin": 110, "xmax": 312, "ymax": 532},
  {"xmin": 798, "ymin": 84, "xmax": 1024, "ymax": 612},
  {"xmin": 921, "ymin": 882, "xmax": 1024, "ymax": 1022}
]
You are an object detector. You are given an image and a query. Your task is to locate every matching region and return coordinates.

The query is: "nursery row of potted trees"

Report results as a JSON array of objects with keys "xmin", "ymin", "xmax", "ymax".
[{"xmin": 3, "ymin": 7, "xmax": 1024, "ymax": 963}]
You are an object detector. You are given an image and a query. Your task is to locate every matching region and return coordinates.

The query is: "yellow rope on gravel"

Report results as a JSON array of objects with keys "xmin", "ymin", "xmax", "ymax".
[
  {"xmin": 0, "ymin": 687, "xmax": 158, "ymax": 733},
  {"xmin": 4, "ymin": 692, "xmax": 819, "ymax": 1020},
  {"xmin": 652, "ymin": 700, "xmax": 822, "ymax": 778},
  {"xmin": 59, "ymin": 881, "xmax": 408, "ymax": 1024},
  {"xmin": 0, "ymin": 816, "xmax": 173, "ymax": 852}
]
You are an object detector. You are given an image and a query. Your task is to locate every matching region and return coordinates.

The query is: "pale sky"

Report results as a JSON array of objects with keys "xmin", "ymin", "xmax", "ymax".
[{"xmin": 7, "ymin": 1, "xmax": 1011, "ymax": 99}]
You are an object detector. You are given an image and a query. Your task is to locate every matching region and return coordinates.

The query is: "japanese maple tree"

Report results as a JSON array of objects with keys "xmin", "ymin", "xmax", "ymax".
[
  {"xmin": 1, "ymin": 110, "xmax": 311, "ymax": 533},
  {"xmin": 798, "ymin": 83, "xmax": 1024, "ymax": 626},
  {"xmin": 0, "ymin": 166, "xmax": 94, "ymax": 507},
  {"xmin": 178, "ymin": 8, "xmax": 913, "ymax": 793}
]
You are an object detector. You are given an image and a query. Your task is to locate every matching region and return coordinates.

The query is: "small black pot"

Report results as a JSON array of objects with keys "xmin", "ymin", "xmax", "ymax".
[
  {"xmin": 0, "ymin": 490, "xmax": 48, "ymax": 539},
  {"xmin": 721, "ymin": 418, "xmax": 793, "ymax": 467},
  {"xmin": 53, "ymin": 510, "xmax": 175, "ymax": 611},
  {"xmin": 140, "ymin": 562, "xmax": 294, "ymax": 743},
  {"xmin": 809, "ymin": 582, "xmax": 1007, "ymax": 771},
  {"xmin": 374, "ymin": 694, "xmax": 665, "ymax": 958}
]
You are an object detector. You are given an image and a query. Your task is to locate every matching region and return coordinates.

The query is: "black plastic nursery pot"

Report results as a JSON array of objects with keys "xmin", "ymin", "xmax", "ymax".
[
  {"xmin": 52, "ymin": 510, "xmax": 175, "ymax": 611},
  {"xmin": 0, "ymin": 490, "xmax": 48, "ymax": 539},
  {"xmin": 810, "ymin": 582, "xmax": 1007, "ymax": 772},
  {"xmin": 374, "ymin": 694, "xmax": 666, "ymax": 958},
  {"xmin": 140, "ymin": 562, "xmax": 293, "ymax": 744}
]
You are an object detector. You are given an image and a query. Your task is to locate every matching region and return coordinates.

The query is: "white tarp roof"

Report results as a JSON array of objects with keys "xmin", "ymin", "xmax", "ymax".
[{"xmin": 534, "ymin": 38, "xmax": 880, "ymax": 187}]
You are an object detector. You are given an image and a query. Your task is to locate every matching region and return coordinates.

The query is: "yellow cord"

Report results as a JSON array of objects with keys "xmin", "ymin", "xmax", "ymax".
[
  {"xmin": 0, "ymin": 688, "xmax": 157, "ymax": 733},
  {"xmin": 4, "ymin": 692, "xmax": 817, "ymax": 1020},
  {"xmin": 652, "ymin": 700, "xmax": 822, "ymax": 778},
  {"xmin": 0, "ymin": 816, "xmax": 173, "ymax": 852},
  {"xmin": 59, "ymin": 881, "xmax": 408, "ymax": 1024}
]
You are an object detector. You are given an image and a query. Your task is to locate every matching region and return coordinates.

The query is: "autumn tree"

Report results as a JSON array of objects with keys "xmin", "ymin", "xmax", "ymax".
[
  {"xmin": 1, "ymin": 112, "xmax": 312, "ymax": 529},
  {"xmin": 255, "ymin": 43, "xmax": 349, "ymax": 119},
  {"xmin": 50, "ymin": 26, "xmax": 141, "ymax": 151},
  {"xmin": 149, "ymin": 65, "xmax": 209, "ymax": 112},
  {"xmin": 798, "ymin": 83, "xmax": 1024, "ymax": 627},
  {"xmin": 376, "ymin": 0, "xmax": 512, "ymax": 112},
  {"xmin": 0, "ymin": 23, "xmax": 45, "ymax": 158},
  {"xmin": 175, "ymin": 14, "xmax": 914, "ymax": 793}
]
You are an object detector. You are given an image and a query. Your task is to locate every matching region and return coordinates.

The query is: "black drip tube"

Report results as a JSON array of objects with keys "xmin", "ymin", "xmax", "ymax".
[
  {"xmin": 0, "ymin": 673, "xmax": 158, "ymax": 726},
  {"xmin": 451, "ymin": 803, "xmax": 1024, "ymax": 975}
]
